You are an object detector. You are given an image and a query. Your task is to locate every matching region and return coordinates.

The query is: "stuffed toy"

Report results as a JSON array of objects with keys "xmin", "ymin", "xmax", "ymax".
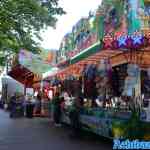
[
  {"xmin": 122, "ymin": 64, "xmax": 140, "ymax": 97},
  {"xmin": 96, "ymin": 59, "xmax": 112, "ymax": 103}
]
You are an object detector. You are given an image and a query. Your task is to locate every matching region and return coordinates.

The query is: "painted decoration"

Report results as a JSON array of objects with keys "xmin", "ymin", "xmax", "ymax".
[
  {"xmin": 145, "ymin": 5, "xmax": 150, "ymax": 16},
  {"xmin": 103, "ymin": 34, "xmax": 114, "ymax": 49},
  {"xmin": 58, "ymin": 0, "xmax": 149, "ymax": 63},
  {"xmin": 80, "ymin": 115, "xmax": 113, "ymax": 138},
  {"xmin": 103, "ymin": 33, "xmax": 146, "ymax": 50},
  {"xmin": 58, "ymin": 13, "xmax": 98, "ymax": 61},
  {"xmin": 127, "ymin": 0, "xmax": 145, "ymax": 34},
  {"xmin": 101, "ymin": 0, "xmax": 127, "ymax": 36},
  {"xmin": 143, "ymin": 1, "xmax": 150, "ymax": 29}
]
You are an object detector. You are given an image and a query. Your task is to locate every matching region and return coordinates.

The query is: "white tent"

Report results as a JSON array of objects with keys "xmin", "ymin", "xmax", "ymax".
[
  {"xmin": 42, "ymin": 67, "xmax": 59, "ymax": 79},
  {"xmin": 1, "ymin": 75, "xmax": 24, "ymax": 97}
]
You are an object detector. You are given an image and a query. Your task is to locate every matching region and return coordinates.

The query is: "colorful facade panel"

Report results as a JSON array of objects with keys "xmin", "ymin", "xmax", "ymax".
[{"xmin": 58, "ymin": 0, "xmax": 150, "ymax": 63}]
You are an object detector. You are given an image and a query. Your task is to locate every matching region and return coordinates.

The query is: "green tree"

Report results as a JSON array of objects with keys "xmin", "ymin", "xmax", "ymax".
[{"xmin": 0, "ymin": 0, "xmax": 65, "ymax": 58}]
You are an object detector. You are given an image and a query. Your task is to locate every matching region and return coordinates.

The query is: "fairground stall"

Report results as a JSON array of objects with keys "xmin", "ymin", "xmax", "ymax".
[
  {"xmin": 45, "ymin": 0, "xmax": 150, "ymax": 139},
  {"xmin": 8, "ymin": 49, "xmax": 57, "ymax": 117}
]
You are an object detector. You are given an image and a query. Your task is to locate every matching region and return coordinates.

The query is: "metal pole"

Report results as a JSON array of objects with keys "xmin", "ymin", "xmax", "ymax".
[{"xmin": 5, "ymin": 56, "xmax": 8, "ymax": 104}]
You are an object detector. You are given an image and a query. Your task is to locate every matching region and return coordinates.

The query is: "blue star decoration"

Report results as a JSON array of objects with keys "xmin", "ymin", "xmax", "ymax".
[
  {"xmin": 118, "ymin": 36, "xmax": 127, "ymax": 47},
  {"xmin": 131, "ymin": 34, "xmax": 143, "ymax": 45}
]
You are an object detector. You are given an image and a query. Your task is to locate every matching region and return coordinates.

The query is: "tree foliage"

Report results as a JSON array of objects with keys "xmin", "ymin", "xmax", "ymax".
[{"xmin": 0, "ymin": 0, "xmax": 65, "ymax": 55}]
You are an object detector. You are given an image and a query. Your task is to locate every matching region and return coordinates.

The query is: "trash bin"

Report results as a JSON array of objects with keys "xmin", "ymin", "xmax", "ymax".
[
  {"xmin": 26, "ymin": 102, "xmax": 34, "ymax": 118},
  {"xmin": 10, "ymin": 102, "xmax": 24, "ymax": 118},
  {"xmin": 0, "ymin": 101, "xmax": 4, "ymax": 109}
]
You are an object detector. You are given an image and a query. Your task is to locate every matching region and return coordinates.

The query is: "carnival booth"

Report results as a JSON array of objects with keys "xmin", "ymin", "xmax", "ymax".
[
  {"xmin": 54, "ymin": 53, "xmax": 150, "ymax": 139},
  {"xmin": 8, "ymin": 49, "xmax": 56, "ymax": 117},
  {"xmin": 46, "ymin": 0, "xmax": 150, "ymax": 139}
]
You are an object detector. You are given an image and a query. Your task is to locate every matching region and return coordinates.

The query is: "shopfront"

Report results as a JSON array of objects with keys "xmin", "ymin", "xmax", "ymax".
[
  {"xmin": 43, "ymin": 0, "xmax": 150, "ymax": 139},
  {"xmin": 50, "ymin": 52, "xmax": 149, "ymax": 139}
]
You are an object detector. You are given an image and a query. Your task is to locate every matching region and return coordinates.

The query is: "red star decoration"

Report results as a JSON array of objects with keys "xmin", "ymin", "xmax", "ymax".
[{"xmin": 103, "ymin": 35, "xmax": 113, "ymax": 49}]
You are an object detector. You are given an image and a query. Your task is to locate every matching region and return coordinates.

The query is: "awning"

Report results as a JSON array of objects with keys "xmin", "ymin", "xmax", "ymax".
[
  {"xmin": 55, "ymin": 50, "xmax": 121, "ymax": 78},
  {"xmin": 42, "ymin": 67, "xmax": 59, "ymax": 79},
  {"xmin": 70, "ymin": 41, "xmax": 101, "ymax": 64},
  {"xmin": 8, "ymin": 64, "xmax": 34, "ymax": 88},
  {"xmin": 79, "ymin": 49, "xmax": 123, "ymax": 66},
  {"xmin": 110, "ymin": 49, "xmax": 150, "ymax": 68},
  {"xmin": 18, "ymin": 49, "xmax": 53, "ymax": 75},
  {"xmin": 8, "ymin": 49, "xmax": 55, "ymax": 87},
  {"xmin": 55, "ymin": 48, "xmax": 150, "ymax": 79}
]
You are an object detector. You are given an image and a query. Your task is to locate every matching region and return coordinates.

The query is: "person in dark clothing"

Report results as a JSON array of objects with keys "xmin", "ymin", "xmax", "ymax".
[
  {"xmin": 26, "ymin": 97, "xmax": 34, "ymax": 118},
  {"xmin": 9, "ymin": 94, "xmax": 24, "ymax": 118},
  {"xmin": 69, "ymin": 96, "xmax": 83, "ymax": 138},
  {"xmin": 52, "ymin": 92, "xmax": 61, "ymax": 126},
  {"xmin": 9, "ymin": 94, "xmax": 17, "ymax": 118},
  {"xmin": 35, "ymin": 93, "xmax": 42, "ymax": 115}
]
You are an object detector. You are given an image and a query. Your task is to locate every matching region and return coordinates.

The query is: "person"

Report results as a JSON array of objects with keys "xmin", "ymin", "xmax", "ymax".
[
  {"xmin": 69, "ymin": 96, "xmax": 83, "ymax": 138},
  {"xmin": 9, "ymin": 94, "xmax": 17, "ymax": 118},
  {"xmin": 31, "ymin": 96, "xmax": 36, "ymax": 105},
  {"xmin": 0, "ymin": 92, "xmax": 3, "ymax": 109},
  {"xmin": 52, "ymin": 92, "xmax": 61, "ymax": 126},
  {"xmin": 26, "ymin": 96, "xmax": 34, "ymax": 118},
  {"xmin": 34, "ymin": 93, "xmax": 42, "ymax": 116},
  {"xmin": 18, "ymin": 94, "xmax": 25, "ymax": 117},
  {"xmin": 22, "ymin": 96, "xmax": 27, "ymax": 116}
]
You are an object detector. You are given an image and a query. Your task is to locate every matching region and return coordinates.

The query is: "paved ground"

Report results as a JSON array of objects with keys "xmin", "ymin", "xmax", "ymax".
[{"xmin": 0, "ymin": 110, "xmax": 112, "ymax": 150}]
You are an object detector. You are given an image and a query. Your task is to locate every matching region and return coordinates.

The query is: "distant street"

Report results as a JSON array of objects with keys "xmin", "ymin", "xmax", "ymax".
[{"xmin": 0, "ymin": 110, "xmax": 112, "ymax": 150}]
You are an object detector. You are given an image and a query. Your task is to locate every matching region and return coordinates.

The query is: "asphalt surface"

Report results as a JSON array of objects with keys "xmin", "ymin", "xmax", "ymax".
[{"xmin": 0, "ymin": 110, "xmax": 112, "ymax": 150}]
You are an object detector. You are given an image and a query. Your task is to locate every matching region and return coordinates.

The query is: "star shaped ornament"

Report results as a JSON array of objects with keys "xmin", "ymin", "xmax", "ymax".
[
  {"xmin": 118, "ymin": 36, "xmax": 127, "ymax": 47},
  {"xmin": 103, "ymin": 35, "xmax": 113, "ymax": 49}
]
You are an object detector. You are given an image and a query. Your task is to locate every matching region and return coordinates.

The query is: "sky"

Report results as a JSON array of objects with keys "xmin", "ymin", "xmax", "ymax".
[{"xmin": 40, "ymin": 0, "xmax": 102, "ymax": 50}]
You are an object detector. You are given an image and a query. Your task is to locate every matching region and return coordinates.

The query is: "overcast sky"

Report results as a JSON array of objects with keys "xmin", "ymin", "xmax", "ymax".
[{"xmin": 40, "ymin": 0, "xmax": 102, "ymax": 50}]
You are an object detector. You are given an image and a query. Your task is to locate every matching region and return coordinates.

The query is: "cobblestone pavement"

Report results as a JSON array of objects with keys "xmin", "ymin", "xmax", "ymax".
[{"xmin": 0, "ymin": 110, "xmax": 112, "ymax": 150}]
